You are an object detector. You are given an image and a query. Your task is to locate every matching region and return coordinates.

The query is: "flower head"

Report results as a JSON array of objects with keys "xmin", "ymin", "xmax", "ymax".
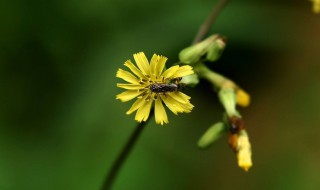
[
  {"xmin": 236, "ymin": 130, "xmax": 252, "ymax": 171},
  {"xmin": 116, "ymin": 52, "xmax": 194, "ymax": 125},
  {"xmin": 311, "ymin": 0, "xmax": 320, "ymax": 13},
  {"xmin": 228, "ymin": 129, "xmax": 252, "ymax": 171}
]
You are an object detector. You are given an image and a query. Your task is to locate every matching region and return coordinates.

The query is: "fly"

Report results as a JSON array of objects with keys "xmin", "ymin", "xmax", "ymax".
[{"xmin": 149, "ymin": 77, "xmax": 185, "ymax": 94}]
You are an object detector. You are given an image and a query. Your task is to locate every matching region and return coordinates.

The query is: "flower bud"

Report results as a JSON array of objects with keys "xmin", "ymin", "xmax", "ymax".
[
  {"xmin": 206, "ymin": 38, "xmax": 226, "ymax": 62},
  {"xmin": 236, "ymin": 89, "xmax": 250, "ymax": 107},
  {"xmin": 198, "ymin": 122, "xmax": 226, "ymax": 149},
  {"xmin": 218, "ymin": 88, "xmax": 240, "ymax": 117},
  {"xmin": 179, "ymin": 34, "xmax": 225, "ymax": 64},
  {"xmin": 311, "ymin": 0, "xmax": 320, "ymax": 13}
]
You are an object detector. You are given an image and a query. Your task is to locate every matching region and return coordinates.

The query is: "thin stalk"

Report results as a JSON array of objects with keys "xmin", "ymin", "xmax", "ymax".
[
  {"xmin": 101, "ymin": 113, "xmax": 153, "ymax": 190},
  {"xmin": 194, "ymin": 62, "xmax": 236, "ymax": 89},
  {"xmin": 193, "ymin": 0, "xmax": 230, "ymax": 44}
]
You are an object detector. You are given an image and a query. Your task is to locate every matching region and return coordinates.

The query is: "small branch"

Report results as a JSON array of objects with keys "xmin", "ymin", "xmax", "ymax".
[
  {"xmin": 194, "ymin": 62, "xmax": 236, "ymax": 89},
  {"xmin": 193, "ymin": 0, "xmax": 230, "ymax": 44},
  {"xmin": 101, "ymin": 114, "xmax": 152, "ymax": 190}
]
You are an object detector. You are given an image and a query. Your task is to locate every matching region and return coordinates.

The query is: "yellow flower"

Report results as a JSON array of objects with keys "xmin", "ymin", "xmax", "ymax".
[
  {"xmin": 116, "ymin": 52, "xmax": 194, "ymax": 125},
  {"xmin": 236, "ymin": 130, "xmax": 252, "ymax": 171},
  {"xmin": 228, "ymin": 127, "xmax": 252, "ymax": 171},
  {"xmin": 311, "ymin": 0, "xmax": 320, "ymax": 13}
]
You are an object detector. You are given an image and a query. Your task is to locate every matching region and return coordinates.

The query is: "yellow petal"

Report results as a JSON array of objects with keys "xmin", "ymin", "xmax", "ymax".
[
  {"xmin": 149, "ymin": 54, "xmax": 158, "ymax": 74},
  {"xmin": 116, "ymin": 69, "xmax": 139, "ymax": 84},
  {"xmin": 174, "ymin": 97, "xmax": 194, "ymax": 113},
  {"xmin": 165, "ymin": 92, "xmax": 194, "ymax": 113},
  {"xmin": 155, "ymin": 55, "xmax": 167, "ymax": 77},
  {"xmin": 237, "ymin": 149, "xmax": 252, "ymax": 172},
  {"xmin": 236, "ymin": 89, "xmax": 250, "ymax": 107},
  {"xmin": 150, "ymin": 54, "xmax": 168, "ymax": 81},
  {"xmin": 171, "ymin": 65, "xmax": 194, "ymax": 78},
  {"xmin": 149, "ymin": 54, "xmax": 160, "ymax": 81},
  {"xmin": 236, "ymin": 130, "xmax": 252, "ymax": 171},
  {"xmin": 179, "ymin": 101, "xmax": 194, "ymax": 113},
  {"xmin": 133, "ymin": 52, "xmax": 150, "ymax": 76},
  {"xmin": 155, "ymin": 98, "xmax": 168, "ymax": 125},
  {"xmin": 312, "ymin": 0, "xmax": 320, "ymax": 13},
  {"xmin": 126, "ymin": 94, "xmax": 148, "ymax": 115},
  {"xmin": 124, "ymin": 60, "xmax": 147, "ymax": 80},
  {"xmin": 162, "ymin": 65, "xmax": 179, "ymax": 79},
  {"xmin": 176, "ymin": 91, "xmax": 191, "ymax": 100},
  {"xmin": 116, "ymin": 90, "xmax": 145, "ymax": 102},
  {"xmin": 135, "ymin": 98, "xmax": 153, "ymax": 122},
  {"xmin": 117, "ymin": 83, "xmax": 145, "ymax": 90},
  {"xmin": 167, "ymin": 91, "xmax": 190, "ymax": 104},
  {"xmin": 160, "ymin": 95, "xmax": 184, "ymax": 115}
]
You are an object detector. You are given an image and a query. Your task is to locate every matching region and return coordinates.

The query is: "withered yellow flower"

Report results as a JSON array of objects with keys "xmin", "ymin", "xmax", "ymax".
[
  {"xmin": 116, "ymin": 52, "xmax": 194, "ymax": 125},
  {"xmin": 311, "ymin": 0, "xmax": 320, "ymax": 13},
  {"xmin": 236, "ymin": 130, "xmax": 252, "ymax": 171}
]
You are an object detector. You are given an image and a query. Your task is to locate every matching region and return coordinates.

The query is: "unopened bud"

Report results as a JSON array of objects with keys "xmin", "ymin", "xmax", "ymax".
[
  {"xmin": 198, "ymin": 122, "xmax": 226, "ymax": 149},
  {"xmin": 236, "ymin": 89, "xmax": 250, "ymax": 107},
  {"xmin": 179, "ymin": 34, "xmax": 225, "ymax": 65},
  {"xmin": 206, "ymin": 38, "xmax": 226, "ymax": 62},
  {"xmin": 218, "ymin": 88, "xmax": 240, "ymax": 117},
  {"xmin": 311, "ymin": 0, "xmax": 320, "ymax": 13}
]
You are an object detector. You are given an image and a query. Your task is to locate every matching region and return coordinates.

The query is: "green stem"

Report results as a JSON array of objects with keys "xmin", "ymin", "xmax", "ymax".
[
  {"xmin": 101, "ymin": 114, "xmax": 152, "ymax": 190},
  {"xmin": 193, "ymin": 0, "xmax": 230, "ymax": 44},
  {"xmin": 194, "ymin": 62, "xmax": 236, "ymax": 89}
]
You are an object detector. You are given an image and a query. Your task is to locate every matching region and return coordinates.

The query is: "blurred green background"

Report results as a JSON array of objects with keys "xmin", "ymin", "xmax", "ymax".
[{"xmin": 1, "ymin": 0, "xmax": 320, "ymax": 189}]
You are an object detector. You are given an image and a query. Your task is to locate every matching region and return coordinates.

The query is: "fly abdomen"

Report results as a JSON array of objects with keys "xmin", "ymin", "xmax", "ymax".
[{"xmin": 150, "ymin": 83, "xmax": 178, "ymax": 93}]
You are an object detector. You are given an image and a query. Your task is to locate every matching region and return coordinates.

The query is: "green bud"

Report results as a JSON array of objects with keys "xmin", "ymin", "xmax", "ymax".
[
  {"xmin": 206, "ymin": 38, "xmax": 226, "ymax": 62},
  {"xmin": 218, "ymin": 88, "xmax": 240, "ymax": 117},
  {"xmin": 198, "ymin": 122, "xmax": 227, "ymax": 149},
  {"xmin": 179, "ymin": 34, "xmax": 223, "ymax": 64},
  {"xmin": 180, "ymin": 74, "xmax": 199, "ymax": 87}
]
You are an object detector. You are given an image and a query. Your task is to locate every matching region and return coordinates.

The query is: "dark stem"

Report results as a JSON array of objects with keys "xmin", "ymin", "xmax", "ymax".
[
  {"xmin": 101, "ymin": 114, "xmax": 152, "ymax": 190},
  {"xmin": 192, "ymin": 0, "xmax": 230, "ymax": 44}
]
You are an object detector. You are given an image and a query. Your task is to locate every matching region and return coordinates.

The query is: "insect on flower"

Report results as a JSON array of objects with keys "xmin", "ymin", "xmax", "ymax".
[
  {"xmin": 116, "ymin": 52, "xmax": 194, "ymax": 125},
  {"xmin": 149, "ymin": 77, "xmax": 185, "ymax": 94}
]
